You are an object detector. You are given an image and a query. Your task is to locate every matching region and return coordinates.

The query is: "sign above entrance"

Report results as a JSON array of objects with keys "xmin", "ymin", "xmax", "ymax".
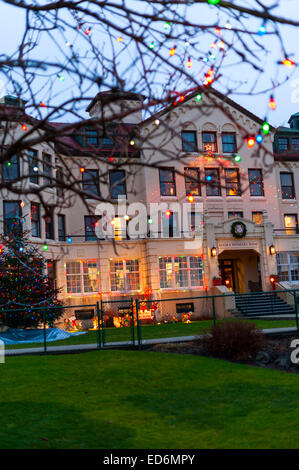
[{"xmin": 218, "ymin": 240, "xmax": 260, "ymax": 253}]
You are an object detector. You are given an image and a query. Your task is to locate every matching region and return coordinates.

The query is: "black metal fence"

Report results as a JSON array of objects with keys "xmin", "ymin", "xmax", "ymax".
[{"xmin": 1, "ymin": 288, "xmax": 299, "ymax": 354}]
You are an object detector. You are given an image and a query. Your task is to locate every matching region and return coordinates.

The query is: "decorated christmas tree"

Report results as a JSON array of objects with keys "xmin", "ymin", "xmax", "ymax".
[{"xmin": 0, "ymin": 221, "xmax": 64, "ymax": 328}]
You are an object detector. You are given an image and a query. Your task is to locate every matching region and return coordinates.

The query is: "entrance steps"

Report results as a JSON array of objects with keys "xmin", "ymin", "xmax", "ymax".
[{"xmin": 234, "ymin": 292, "xmax": 296, "ymax": 318}]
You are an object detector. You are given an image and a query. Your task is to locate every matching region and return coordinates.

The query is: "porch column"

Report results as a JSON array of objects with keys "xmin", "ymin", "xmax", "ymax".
[
  {"xmin": 263, "ymin": 209, "xmax": 277, "ymax": 290},
  {"xmin": 204, "ymin": 209, "xmax": 220, "ymax": 285}
]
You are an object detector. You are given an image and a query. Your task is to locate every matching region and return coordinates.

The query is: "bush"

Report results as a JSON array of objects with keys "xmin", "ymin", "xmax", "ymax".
[{"xmin": 201, "ymin": 320, "xmax": 266, "ymax": 360}]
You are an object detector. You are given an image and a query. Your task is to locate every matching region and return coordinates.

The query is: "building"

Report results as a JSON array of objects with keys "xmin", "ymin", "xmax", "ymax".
[{"xmin": 0, "ymin": 89, "xmax": 298, "ymax": 321}]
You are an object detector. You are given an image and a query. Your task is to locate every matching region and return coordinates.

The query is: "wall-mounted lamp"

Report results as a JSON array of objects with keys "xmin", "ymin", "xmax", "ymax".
[
  {"xmin": 211, "ymin": 246, "xmax": 217, "ymax": 257},
  {"xmin": 269, "ymin": 244, "xmax": 276, "ymax": 255}
]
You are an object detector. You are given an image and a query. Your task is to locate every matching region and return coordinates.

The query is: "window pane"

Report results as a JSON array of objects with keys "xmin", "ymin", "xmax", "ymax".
[
  {"xmin": 66, "ymin": 261, "xmax": 81, "ymax": 294},
  {"xmin": 110, "ymin": 260, "xmax": 125, "ymax": 291},
  {"xmin": 82, "ymin": 169, "xmax": 99, "ymax": 197},
  {"xmin": 31, "ymin": 203, "xmax": 40, "ymax": 237},
  {"xmin": 280, "ymin": 173, "xmax": 295, "ymax": 199},
  {"xmin": 43, "ymin": 154, "xmax": 52, "ymax": 186},
  {"xmin": 202, "ymin": 132, "xmax": 217, "ymax": 152},
  {"xmin": 228, "ymin": 211, "xmax": 243, "ymax": 219},
  {"xmin": 225, "ymin": 169, "xmax": 240, "ymax": 196},
  {"xmin": 126, "ymin": 260, "xmax": 140, "ymax": 291},
  {"xmin": 278, "ymin": 137, "xmax": 288, "ymax": 152},
  {"xmin": 85, "ymin": 216, "xmax": 99, "ymax": 241},
  {"xmin": 83, "ymin": 261, "xmax": 99, "ymax": 292},
  {"xmin": 189, "ymin": 256, "xmax": 204, "ymax": 287},
  {"xmin": 174, "ymin": 256, "xmax": 188, "ymax": 287},
  {"xmin": 205, "ymin": 168, "xmax": 220, "ymax": 196},
  {"xmin": 58, "ymin": 215, "xmax": 66, "ymax": 241},
  {"xmin": 222, "ymin": 133, "xmax": 236, "ymax": 153},
  {"xmin": 28, "ymin": 150, "xmax": 39, "ymax": 184},
  {"xmin": 182, "ymin": 131, "xmax": 197, "ymax": 152},
  {"xmin": 252, "ymin": 212, "xmax": 263, "ymax": 224},
  {"xmin": 248, "ymin": 169, "xmax": 264, "ymax": 196},
  {"xmin": 159, "ymin": 257, "xmax": 173, "ymax": 288},
  {"xmin": 184, "ymin": 167, "xmax": 201, "ymax": 196},
  {"xmin": 292, "ymin": 138, "xmax": 299, "ymax": 151},
  {"xmin": 3, "ymin": 201, "xmax": 22, "ymax": 235},
  {"xmin": 159, "ymin": 168, "xmax": 176, "ymax": 196},
  {"xmin": 109, "ymin": 170, "xmax": 126, "ymax": 199},
  {"xmin": 3, "ymin": 155, "xmax": 19, "ymax": 181},
  {"xmin": 284, "ymin": 214, "xmax": 298, "ymax": 234}
]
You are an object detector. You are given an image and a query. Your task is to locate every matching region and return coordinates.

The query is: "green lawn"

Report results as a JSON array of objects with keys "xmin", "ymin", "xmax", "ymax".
[
  {"xmin": 5, "ymin": 318, "xmax": 298, "ymax": 350},
  {"xmin": 1, "ymin": 350, "xmax": 299, "ymax": 448}
]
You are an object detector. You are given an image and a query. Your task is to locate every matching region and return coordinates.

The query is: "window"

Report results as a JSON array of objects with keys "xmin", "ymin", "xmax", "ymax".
[
  {"xmin": 3, "ymin": 155, "xmax": 19, "ymax": 181},
  {"xmin": 109, "ymin": 170, "xmax": 126, "ymax": 199},
  {"xmin": 161, "ymin": 211, "xmax": 179, "ymax": 238},
  {"xmin": 280, "ymin": 172, "xmax": 295, "ymax": 200},
  {"xmin": 28, "ymin": 149, "xmax": 38, "ymax": 184},
  {"xmin": 43, "ymin": 153, "xmax": 52, "ymax": 186},
  {"xmin": 189, "ymin": 211, "xmax": 204, "ymax": 234},
  {"xmin": 284, "ymin": 214, "xmax": 298, "ymax": 235},
  {"xmin": 31, "ymin": 203, "xmax": 40, "ymax": 238},
  {"xmin": 278, "ymin": 137, "xmax": 288, "ymax": 152},
  {"xmin": 45, "ymin": 207, "xmax": 54, "ymax": 240},
  {"xmin": 3, "ymin": 201, "xmax": 22, "ymax": 236},
  {"xmin": 65, "ymin": 260, "xmax": 99, "ymax": 294},
  {"xmin": 84, "ymin": 215, "xmax": 100, "ymax": 241},
  {"xmin": 202, "ymin": 132, "xmax": 217, "ymax": 153},
  {"xmin": 181, "ymin": 131, "xmax": 197, "ymax": 152},
  {"xmin": 291, "ymin": 138, "xmax": 299, "ymax": 151},
  {"xmin": 82, "ymin": 169, "xmax": 99, "ymax": 197},
  {"xmin": 205, "ymin": 168, "xmax": 221, "ymax": 196},
  {"xmin": 47, "ymin": 261, "xmax": 57, "ymax": 287},
  {"xmin": 159, "ymin": 255, "xmax": 204, "ymax": 289},
  {"xmin": 184, "ymin": 167, "xmax": 201, "ymax": 196},
  {"xmin": 252, "ymin": 211, "xmax": 263, "ymax": 225},
  {"xmin": 277, "ymin": 252, "xmax": 299, "ymax": 282},
  {"xmin": 58, "ymin": 214, "xmax": 66, "ymax": 241},
  {"xmin": 222, "ymin": 133, "xmax": 236, "ymax": 153},
  {"xmin": 110, "ymin": 259, "xmax": 140, "ymax": 292},
  {"xmin": 248, "ymin": 169, "xmax": 264, "ymax": 196},
  {"xmin": 159, "ymin": 168, "xmax": 176, "ymax": 196},
  {"xmin": 225, "ymin": 168, "xmax": 240, "ymax": 196},
  {"xmin": 56, "ymin": 167, "xmax": 64, "ymax": 198},
  {"xmin": 85, "ymin": 128, "xmax": 98, "ymax": 146},
  {"xmin": 228, "ymin": 211, "xmax": 243, "ymax": 219}
]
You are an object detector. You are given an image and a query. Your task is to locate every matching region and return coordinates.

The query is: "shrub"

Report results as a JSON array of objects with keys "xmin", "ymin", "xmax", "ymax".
[{"xmin": 201, "ymin": 320, "xmax": 266, "ymax": 360}]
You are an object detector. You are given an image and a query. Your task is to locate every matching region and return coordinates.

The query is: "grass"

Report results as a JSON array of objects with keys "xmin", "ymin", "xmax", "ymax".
[
  {"xmin": 5, "ymin": 318, "xmax": 298, "ymax": 350},
  {"xmin": 1, "ymin": 350, "xmax": 299, "ymax": 448}
]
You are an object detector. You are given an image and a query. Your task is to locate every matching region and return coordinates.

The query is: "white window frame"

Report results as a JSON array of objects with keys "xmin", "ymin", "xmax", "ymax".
[
  {"xmin": 159, "ymin": 255, "xmax": 204, "ymax": 290},
  {"xmin": 277, "ymin": 252, "xmax": 299, "ymax": 282},
  {"xmin": 110, "ymin": 259, "xmax": 140, "ymax": 293},
  {"xmin": 65, "ymin": 260, "xmax": 99, "ymax": 294}
]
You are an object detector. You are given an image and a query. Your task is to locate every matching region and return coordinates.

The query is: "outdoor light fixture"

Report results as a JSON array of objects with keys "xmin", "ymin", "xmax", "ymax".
[
  {"xmin": 211, "ymin": 247, "xmax": 217, "ymax": 257},
  {"xmin": 269, "ymin": 244, "xmax": 276, "ymax": 255}
]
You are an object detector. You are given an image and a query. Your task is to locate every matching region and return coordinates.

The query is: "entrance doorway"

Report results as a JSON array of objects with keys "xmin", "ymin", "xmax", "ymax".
[
  {"xmin": 219, "ymin": 259, "xmax": 235, "ymax": 291},
  {"xmin": 218, "ymin": 249, "xmax": 262, "ymax": 293}
]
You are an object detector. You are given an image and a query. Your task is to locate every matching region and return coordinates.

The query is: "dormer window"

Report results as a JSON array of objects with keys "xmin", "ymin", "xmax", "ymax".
[{"xmin": 278, "ymin": 137, "xmax": 288, "ymax": 152}]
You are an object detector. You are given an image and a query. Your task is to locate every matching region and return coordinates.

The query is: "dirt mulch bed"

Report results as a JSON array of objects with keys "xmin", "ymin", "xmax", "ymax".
[{"xmin": 149, "ymin": 336, "xmax": 299, "ymax": 374}]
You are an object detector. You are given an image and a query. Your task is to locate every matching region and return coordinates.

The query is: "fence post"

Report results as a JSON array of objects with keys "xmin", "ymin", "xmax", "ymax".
[
  {"xmin": 293, "ymin": 290, "xmax": 299, "ymax": 337},
  {"xmin": 43, "ymin": 309, "xmax": 47, "ymax": 354},
  {"xmin": 135, "ymin": 299, "xmax": 142, "ymax": 350},
  {"xmin": 212, "ymin": 295, "xmax": 216, "ymax": 326},
  {"xmin": 96, "ymin": 301, "xmax": 101, "ymax": 349},
  {"xmin": 131, "ymin": 298, "xmax": 135, "ymax": 347},
  {"xmin": 100, "ymin": 298, "xmax": 105, "ymax": 347}
]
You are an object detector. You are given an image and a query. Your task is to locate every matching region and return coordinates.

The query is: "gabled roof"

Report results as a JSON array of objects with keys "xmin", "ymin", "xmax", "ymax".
[{"xmin": 139, "ymin": 86, "xmax": 275, "ymax": 131}]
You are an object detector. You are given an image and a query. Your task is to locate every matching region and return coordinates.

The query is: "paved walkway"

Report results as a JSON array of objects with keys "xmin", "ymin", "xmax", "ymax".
[{"xmin": 5, "ymin": 327, "xmax": 298, "ymax": 356}]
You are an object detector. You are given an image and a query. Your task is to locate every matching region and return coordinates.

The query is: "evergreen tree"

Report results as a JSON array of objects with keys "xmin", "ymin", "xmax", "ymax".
[{"xmin": 0, "ymin": 222, "xmax": 64, "ymax": 328}]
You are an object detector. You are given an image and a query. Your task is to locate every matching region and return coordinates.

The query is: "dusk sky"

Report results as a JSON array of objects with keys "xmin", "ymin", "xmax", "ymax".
[{"xmin": 0, "ymin": 1, "xmax": 298, "ymax": 127}]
